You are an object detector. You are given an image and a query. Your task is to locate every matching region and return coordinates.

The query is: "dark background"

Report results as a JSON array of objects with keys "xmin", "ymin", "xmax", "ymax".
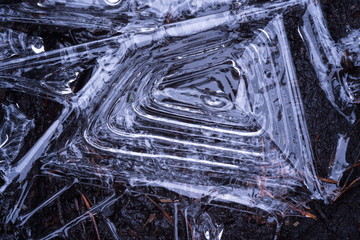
[{"xmin": 0, "ymin": 0, "xmax": 359, "ymax": 239}]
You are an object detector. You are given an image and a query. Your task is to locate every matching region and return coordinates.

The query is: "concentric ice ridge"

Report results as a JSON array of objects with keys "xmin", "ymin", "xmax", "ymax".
[{"xmin": 0, "ymin": 0, "xmax": 358, "ymax": 238}]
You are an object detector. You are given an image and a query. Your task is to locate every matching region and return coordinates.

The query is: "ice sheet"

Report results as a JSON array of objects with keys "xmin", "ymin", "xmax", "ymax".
[{"xmin": 0, "ymin": 0, "xmax": 359, "ymax": 239}]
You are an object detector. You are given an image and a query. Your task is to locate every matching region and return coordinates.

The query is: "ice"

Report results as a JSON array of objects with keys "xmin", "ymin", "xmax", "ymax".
[
  {"xmin": 0, "ymin": 104, "xmax": 34, "ymax": 165},
  {"xmin": 79, "ymin": 14, "xmax": 320, "ymax": 213},
  {"xmin": 339, "ymin": 29, "xmax": 360, "ymax": 103},
  {"xmin": 0, "ymin": 28, "xmax": 44, "ymax": 60},
  {"xmin": 301, "ymin": 1, "xmax": 358, "ymax": 122},
  {"xmin": 0, "ymin": 0, "xmax": 359, "ymax": 239}
]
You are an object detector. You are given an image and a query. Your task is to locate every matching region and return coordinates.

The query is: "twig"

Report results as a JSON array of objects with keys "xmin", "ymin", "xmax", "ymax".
[
  {"xmin": 80, "ymin": 192, "xmax": 101, "ymax": 240},
  {"xmin": 333, "ymin": 176, "xmax": 360, "ymax": 202},
  {"xmin": 145, "ymin": 195, "xmax": 174, "ymax": 225},
  {"xmin": 142, "ymin": 213, "xmax": 156, "ymax": 228},
  {"xmin": 319, "ymin": 177, "xmax": 339, "ymax": 184}
]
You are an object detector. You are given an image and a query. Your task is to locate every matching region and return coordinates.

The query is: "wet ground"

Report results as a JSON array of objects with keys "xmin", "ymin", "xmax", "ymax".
[{"xmin": 279, "ymin": 0, "xmax": 360, "ymax": 239}]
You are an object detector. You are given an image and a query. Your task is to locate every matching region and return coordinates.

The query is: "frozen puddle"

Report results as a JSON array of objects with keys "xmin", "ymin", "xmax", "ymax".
[
  {"xmin": 0, "ymin": 0, "xmax": 358, "ymax": 239},
  {"xmin": 83, "ymin": 15, "xmax": 320, "ymax": 212}
]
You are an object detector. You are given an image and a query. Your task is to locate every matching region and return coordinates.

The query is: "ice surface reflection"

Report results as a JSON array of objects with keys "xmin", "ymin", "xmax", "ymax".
[{"xmin": 0, "ymin": 0, "xmax": 359, "ymax": 239}]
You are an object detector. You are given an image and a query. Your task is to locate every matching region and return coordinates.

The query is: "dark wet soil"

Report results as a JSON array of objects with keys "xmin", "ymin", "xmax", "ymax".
[
  {"xmin": 0, "ymin": 0, "xmax": 359, "ymax": 239},
  {"xmin": 279, "ymin": 1, "xmax": 360, "ymax": 239}
]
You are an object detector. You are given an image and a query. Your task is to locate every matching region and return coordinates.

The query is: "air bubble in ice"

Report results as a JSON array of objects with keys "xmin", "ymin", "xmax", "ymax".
[
  {"xmin": 201, "ymin": 95, "xmax": 231, "ymax": 109},
  {"xmin": 104, "ymin": 0, "xmax": 121, "ymax": 6}
]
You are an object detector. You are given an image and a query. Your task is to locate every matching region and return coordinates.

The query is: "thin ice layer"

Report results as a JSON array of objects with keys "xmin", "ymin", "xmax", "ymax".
[
  {"xmin": 2, "ymin": 0, "xmax": 358, "ymax": 239},
  {"xmin": 1, "ymin": 0, "xmax": 318, "ymax": 208},
  {"xmin": 301, "ymin": 1, "xmax": 358, "ymax": 122},
  {"xmin": 0, "ymin": 104, "xmax": 34, "ymax": 183},
  {"xmin": 0, "ymin": 0, "xmax": 241, "ymax": 32},
  {"xmin": 82, "ymin": 15, "xmax": 320, "ymax": 212},
  {"xmin": 0, "ymin": 28, "xmax": 44, "ymax": 60},
  {"xmin": 6, "ymin": 0, "xmax": 322, "ymax": 214}
]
